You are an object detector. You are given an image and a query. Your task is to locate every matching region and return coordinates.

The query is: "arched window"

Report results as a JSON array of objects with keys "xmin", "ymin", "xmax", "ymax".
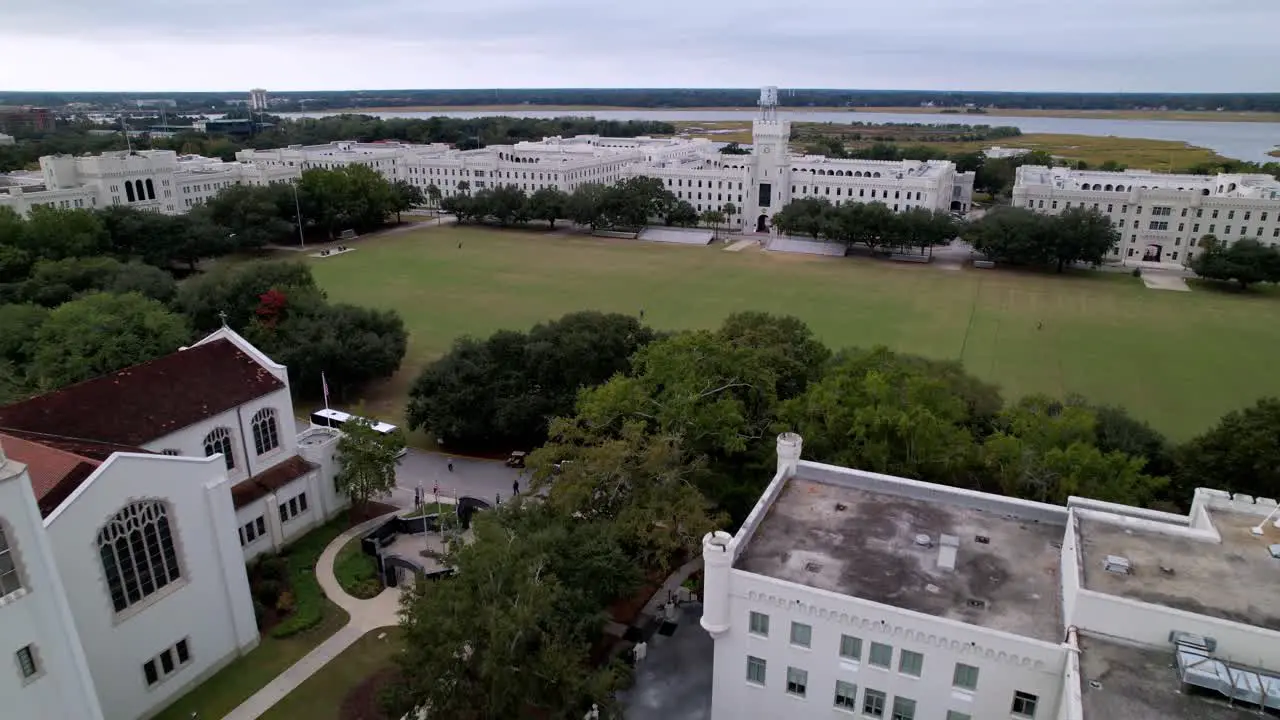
[
  {"xmin": 126, "ymin": 182, "xmax": 136, "ymax": 202},
  {"xmin": 873, "ymin": 172, "xmax": 881, "ymax": 178},
  {"xmin": 1104, "ymin": 184, "xmax": 1112, "ymax": 191},
  {"xmin": 251, "ymin": 408, "xmax": 280, "ymax": 455},
  {"xmin": 145, "ymin": 178, "xmax": 156, "ymax": 200},
  {"xmin": 97, "ymin": 501, "xmax": 182, "ymax": 613},
  {"xmin": 855, "ymin": 171, "xmax": 863, "ymax": 177},
  {"xmin": 203, "ymin": 427, "xmax": 235, "ymax": 470},
  {"xmin": 134, "ymin": 180, "xmax": 145, "ymax": 201}
]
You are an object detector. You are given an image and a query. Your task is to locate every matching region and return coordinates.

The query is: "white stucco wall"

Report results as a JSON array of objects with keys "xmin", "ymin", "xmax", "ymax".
[
  {"xmin": 0, "ymin": 457, "xmax": 105, "ymax": 720},
  {"xmin": 44, "ymin": 454, "xmax": 257, "ymax": 720},
  {"xmin": 709, "ymin": 569, "xmax": 1066, "ymax": 720}
]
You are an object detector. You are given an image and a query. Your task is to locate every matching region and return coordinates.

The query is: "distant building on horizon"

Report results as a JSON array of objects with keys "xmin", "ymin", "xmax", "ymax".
[{"xmin": 249, "ymin": 88, "xmax": 268, "ymax": 111}]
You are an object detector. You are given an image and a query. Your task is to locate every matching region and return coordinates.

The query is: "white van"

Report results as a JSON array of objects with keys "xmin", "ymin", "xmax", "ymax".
[{"xmin": 310, "ymin": 408, "xmax": 408, "ymax": 458}]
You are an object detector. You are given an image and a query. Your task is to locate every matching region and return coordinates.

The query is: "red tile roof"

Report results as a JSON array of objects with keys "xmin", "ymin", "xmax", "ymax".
[
  {"xmin": 231, "ymin": 455, "xmax": 317, "ymax": 509},
  {"xmin": 0, "ymin": 339, "xmax": 284, "ymax": 446},
  {"xmin": 0, "ymin": 433, "xmax": 102, "ymax": 518}
]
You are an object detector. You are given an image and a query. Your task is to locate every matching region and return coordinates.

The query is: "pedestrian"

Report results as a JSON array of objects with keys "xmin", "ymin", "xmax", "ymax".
[
  {"xmin": 513, "ymin": 478, "xmax": 520, "ymax": 496},
  {"xmin": 447, "ymin": 458, "xmax": 454, "ymax": 473},
  {"xmin": 457, "ymin": 241, "xmax": 462, "ymax": 249},
  {"xmin": 495, "ymin": 492, "xmax": 501, "ymax": 506},
  {"xmin": 1037, "ymin": 321, "xmax": 1043, "ymax": 330},
  {"xmin": 639, "ymin": 308, "xmax": 645, "ymax": 320}
]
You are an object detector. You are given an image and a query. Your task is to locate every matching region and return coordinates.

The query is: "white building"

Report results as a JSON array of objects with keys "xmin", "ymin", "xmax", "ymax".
[
  {"xmin": 249, "ymin": 89, "xmax": 269, "ymax": 111},
  {"xmin": 0, "ymin": 327, "xmax": 345, "ymax": 720},
  {"xmin": 1013, "ymin": 165, "xmax": 1280, "ymax": 269},
  {"xmin": 0, "ymin": 133, "xmax": 14, "ymax": 146},
  {"xmin": 0, "ymin": 149, "xmax": 303, "ymax": 217},
  {"xmin": 703, "ymin": 432, "xmax": 1280, "ymax": 720}
]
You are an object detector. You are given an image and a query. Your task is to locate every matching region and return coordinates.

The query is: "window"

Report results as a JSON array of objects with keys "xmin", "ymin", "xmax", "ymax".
[
  {"xmin": 280, "ymin": 493, "xmax": 308, "ymax": 523},
  {"xmin": 863, "ymin": 689, "xmax": 886, "ymax": 718},
  {"xmin": 1181, "ymin": 207, "xmax": 1188, "ymax": 217},
  {"xmin": 240, "ymin": 516, "xmax": 267, "ymax": 546},
  {"xmin": 1051, "ymin": 201, "xmax": 1057, "ymax": 209},
  {"xmin": 786, "ymin": 666, "xmax": 808, "ymax": 697},
  {"xmin": 835, "ymin": 680, "xmax": 858, "ymax": 710},
  {"xmin": 1148, "ymin": 221, "xmax": 1169, "ymax": 231},
  {"xmin": 868, "ymin": 642, "xmax": 892, "ymax": 668},
  {"xmin": 1012, "ymin": 691, "xmax": 1039, "ymax": 717},
  {"xmin": 898, "ymin": 650, "xmax": 923, "ymax": 677},
  {"xmin": 839, "ymin": 634, "xmax": 862, "ymax": 661},
  {"xmin": 1241, "ymin": 226, "xmax": 1248, "ymax": 235},
  {"xmin": 1178, "ymin": 223, "xmax": 1184, "ymax": 231},
  {"xmin": 202, "ymin": 427, "xmax": 236, "ymax": 470},
  {"xmin": 98, "ymin": 501, "xmax": 182, "ymax": 613},
  {"xmin": 1194, "ymin": 223, "xmax": 1200, "ymax": 232},
  {"xmin": 0, "ymin": 526, "xmax": 21, "ymax": 596},
  {"xmin": 1212, "ymin": 209, "xmax": 1219, "ymax": 218},
  {"xmin": 746, "ymin": 655, "xmax": 766, "ymax": 685},
  {"xmin": 748, "ymin": 611, "xmax": 769, "ymax": 636},
  {"xmin": 1228, "ymin": 210, "xmax": 1235, "ymax": 220},
  {"xmin": 1225, "ymin": 226, "xmax": 1232, "ymax": 235},
  {"xmin": 1153, "ymin": 206, "xmax": 1172, "ymax": 216},
  {"xmin": 946, "ymin": 713, "xmax": 972, "ymax": 720},
  {"xmin": 143, "ymin": 639, "xmax": 192, "ymax": 687},
  {"xmin": 790, "ymin": 621, "xmax": 812, "ymax": 648},
  {"xmin": 891, "ymin": 697, "xmax": 916, "ymax": 720},
  {"xmin": 953, "ymin": 663, "xmax": 979, "ymax": 690},
  {"xmin": 1210, "ymin": 224, "xmax": 1216, "ymax": 233},
  {"xmin": 251, "ymin": 407, "xmax": 280, "ymax": 455},
  {"xmin": 16, "ymin": 645, "xmax": 37, "ymax": 679}
]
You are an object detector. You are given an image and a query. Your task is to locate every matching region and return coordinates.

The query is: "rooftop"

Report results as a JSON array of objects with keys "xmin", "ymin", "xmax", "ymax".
[
  {"xmin": 1078, "ymin": 509, "xmax": 1280, "ymax": 630},
  {"xmin": 735, "ymin": 471, "xmax": 1065, "ymax": 641},
  {"xmin": 0, "ymin": 339, "xmax": 284, "ymax": 446},
  {"xmin": 1078, "ymin": 634, "xmax": 1262, "ymax": 720},
  {"xmin": 230, "ymin": 455, "xmax": 317, "ymax": 508}
]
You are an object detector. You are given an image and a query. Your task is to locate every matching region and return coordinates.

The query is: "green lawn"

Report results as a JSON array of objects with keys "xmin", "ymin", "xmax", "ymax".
[
  {"xmin": 309, "ymin": 225, "xmax": 1280, "ymax": 441},
  {"xmin": 259, "ymin": 628, "xmax": 404, "ymax": 720},
  {"xmin": 150, "ymin": 600, "xmax": 350, "ymax": 720},
  {"xmin": 334, "ymin": 535, "xmax": 383, "ymax": 599}
]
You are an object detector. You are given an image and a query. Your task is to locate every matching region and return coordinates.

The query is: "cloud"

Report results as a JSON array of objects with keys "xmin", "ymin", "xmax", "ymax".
[{"xmin": 1, "ymin": 0, "xmax": 1277, "ymax": 91}]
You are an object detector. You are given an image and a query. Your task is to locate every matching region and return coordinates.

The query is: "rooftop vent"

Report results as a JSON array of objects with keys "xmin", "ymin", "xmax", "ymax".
[
  {"xmin": 1269, "ymin": 544, "xmax": 1280, "ymax": 559},
  {"xmin": 835, "ymin": 502, "xmax": 848, "ymax": 512},
  {"xmin": 914, "ymin": 534, "xmax": 933, "ymax": 548},
  {"xmin": 1159, "ymin": 565, "xmax": 1176, "ymax": 576},
  {"xmin": 1104, "ymin": 555, "xmax": 1132, "ymax": 575},
  {"xmin": 938, "ymin": 534, "xmax": 959, "ymax": 571},
  {"xmin": 804, "ymin": 561, "xmax": 822, "ymax": 573},
  {"xmin": 967, "ymin": 599, "xmax": 986, "ymax": 609},
  {"xmin": 1089, "ymin": 680, "xmax": 1103, "ymax": 690},
  {"xmin": 975, "ymin": 535, "xmax": 990, "ymax": 544}
]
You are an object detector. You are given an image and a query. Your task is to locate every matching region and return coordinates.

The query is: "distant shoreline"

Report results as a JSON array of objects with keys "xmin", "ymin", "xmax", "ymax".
[{"xmin": 316, "ymin": 105, "xmax": 1280, "ymax": 123}]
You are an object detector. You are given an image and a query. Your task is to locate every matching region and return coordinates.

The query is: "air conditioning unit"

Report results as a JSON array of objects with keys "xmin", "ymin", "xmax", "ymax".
[{"xmin": 1103, "ymin": 555, "xmax": 1132, "ymax": 575}]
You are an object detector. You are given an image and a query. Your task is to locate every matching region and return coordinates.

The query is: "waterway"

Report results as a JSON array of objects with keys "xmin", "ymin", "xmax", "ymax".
[{"xmin": 279, "ymin": 108, "xmax": 1280, "ymax": 163}]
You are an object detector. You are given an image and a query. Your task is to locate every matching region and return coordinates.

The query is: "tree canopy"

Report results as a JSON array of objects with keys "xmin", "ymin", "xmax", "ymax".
[
  {"xmin": 771, "ymin": 199, "xmax": 959, "ymax": 254},
  {"xmin": 335, "ymin": 417, "xmax": 405, "ymax": 513},
  {"xmin": 966, "ymin": 206, "xmax": 1119, "ymax": 271},
  {"xmin": 1190, "ymin": 236, "xmax": 1280, "ymax": 289}
]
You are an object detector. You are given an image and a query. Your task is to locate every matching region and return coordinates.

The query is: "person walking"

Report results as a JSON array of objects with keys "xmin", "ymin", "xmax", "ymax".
[
  {"xmin": 513, "ymin": 478, "xmax": 520, "ymax": 496},
  {"xmin": 447, "ymin": 458, "xmax": 454, "ymax": 473}
]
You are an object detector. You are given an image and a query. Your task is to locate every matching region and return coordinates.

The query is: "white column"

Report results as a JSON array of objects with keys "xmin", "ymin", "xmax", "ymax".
[
  {"xmin": 776, "ymin": 432, "xmax": 803, "ymax": 477},
  {"xmin": 699, "ymin": 530, "xmax": 733, "ymax": 637}
]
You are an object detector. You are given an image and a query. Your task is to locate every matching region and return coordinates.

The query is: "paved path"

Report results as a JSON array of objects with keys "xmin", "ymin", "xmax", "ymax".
[
  {"xmin": 723, "ymin": 238, "xmax": 758, "ymax": 252},
  {"xmin": 222, "ymin": 512, "xmax": 404, "ymax": 720}
]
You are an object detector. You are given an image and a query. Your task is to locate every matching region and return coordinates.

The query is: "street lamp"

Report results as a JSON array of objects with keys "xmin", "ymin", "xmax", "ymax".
[{"xmin": 290, "ymin": 181, "xmax": 306, "ymax": 248}]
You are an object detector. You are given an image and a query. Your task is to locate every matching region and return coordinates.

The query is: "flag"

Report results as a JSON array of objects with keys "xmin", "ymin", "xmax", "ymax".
[{"xmin": 321, "ymin": 372, "xmax": 330, "ymax": 410}]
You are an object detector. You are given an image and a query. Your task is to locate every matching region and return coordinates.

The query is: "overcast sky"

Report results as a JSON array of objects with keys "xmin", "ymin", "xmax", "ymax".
[{"xmin": 2, "ymin": 0, "xmax": 1278, "ymax": 93}]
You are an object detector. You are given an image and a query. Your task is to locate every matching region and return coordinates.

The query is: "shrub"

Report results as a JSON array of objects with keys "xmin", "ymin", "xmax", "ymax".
[
  {"xmin": 253, "ymin": 599, "xmax": 267, "ymax": 629},
  {"xmin": 253, "ymin": 579, "xmax": 284, "ymax": 607},
  {"xmin": 1131, "ymin": 267, "xmax": 1142, "ymax": 277},
  {"xmin": 253, "ymin": 554, "xmax": 288, "ymax": 583},
  {"xmin": 276, "ymin": 590, "xmax": 296, "ymax": 614}
]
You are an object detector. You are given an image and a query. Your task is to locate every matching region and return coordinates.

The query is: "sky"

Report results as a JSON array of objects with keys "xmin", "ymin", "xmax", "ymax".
[{"xmin": 2, "ymin": 0, "xmax": 1278, "ymax": 93}]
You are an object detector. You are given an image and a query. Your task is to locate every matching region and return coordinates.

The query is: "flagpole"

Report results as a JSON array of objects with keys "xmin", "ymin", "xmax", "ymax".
[{"xmin": 321, "ymin": 372, "xmax": 330, "ymax": 411}]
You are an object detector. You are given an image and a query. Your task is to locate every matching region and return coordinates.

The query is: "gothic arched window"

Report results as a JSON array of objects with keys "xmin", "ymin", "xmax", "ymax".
[
  {"xmin": 145, "ymin": 178, "xmax": 156, "ymax": 200},
  {"xmin": 251, "ymin": 408, "xmax": 280, "ymax": 455},
  {"xmin": 0, "ymin": 523, "xmax": 23, "ymax": 596},
  {"xmin": 126, "ymin": 182, "xmax": 136, "ymax": 202},
  {"xmin": 97, "ymin": 501, "xmax": 182, "ymax": 613},
  {"xmin": 203, "ymin": 427, "xmax": 235, "ymax": 470}
]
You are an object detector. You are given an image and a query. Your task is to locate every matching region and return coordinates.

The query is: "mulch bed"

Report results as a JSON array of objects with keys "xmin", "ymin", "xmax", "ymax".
[
  {"xmin": 346, "ymin": 501, "xmax": 399, "ymax": 526},
  {"xmin": 340, "ymin": 667, "xmax": 398, "ymax": 720}
]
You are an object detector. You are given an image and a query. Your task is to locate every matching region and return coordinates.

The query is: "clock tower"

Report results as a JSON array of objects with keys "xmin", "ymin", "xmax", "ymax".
[{"xmin": 749, "ymin": 86, "xmax": 791, "ymax": 233}]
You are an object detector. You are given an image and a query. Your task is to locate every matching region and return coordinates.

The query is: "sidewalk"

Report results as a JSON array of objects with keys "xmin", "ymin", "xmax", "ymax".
[{"xmin": 221, "ymin": 511, "xmax": 405, "ymax": 720}]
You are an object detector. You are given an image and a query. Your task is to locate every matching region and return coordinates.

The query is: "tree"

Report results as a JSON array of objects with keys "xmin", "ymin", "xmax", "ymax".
[
  {"xmin": 30, "ymin": 292, "xmax": 190, "ymax": 390},
  {"xmin": 406, "ymin": 311, "xmax": 655, "ymax": 450},
  {"xmin": 567, "ymin": 183, "xmax": 605, "ymax": 230},
  {"xmin": 779, "ymin": 347, "xmax": 976, "ymax": 483},
  {"xmin": 666, "ymin": 200, "xmax": 698, "ymax": 227},
  {"xmin": 965, "ymin": 207, "xmax": 1054, "ymax": 267},
  {"xmin": 456, "ymin": 180, "xmax": 470, "ymax": 195},
  {"xmin": 1049, "ymin": 206, "xmax": 1119, "ymax": 272},
  {"xmin": 0, "ymin": 303, "xmax": 49, "ymax": 371},
  {"xmin": 21, "ymin": 206, "xmax": 108, "ymax": 261},
  {"xmin": 176, "ymin": 260, "xmax": 319, "ymax": 331},
  {"xmin": 1191, "ymin": 236, "xmax": 1280, "ymax": 289},
  {"xmin": 717, "ymin": 311, "xmax": 830, "ymax": 401},
  {"xmin": 476, "ymin": 185, "xmax": 529, "ymax": 226},
  {"xmin": 723, "ymin": 201, "xmax": 738, "ymax": 230},
  {"xmin": 335, "ymin": 417, "xmax": 404, "ymax": 514},
  {"xmin": 201, "ymin": 184, "xmax": 294, "ymax": 249},
  {"xmin": 389, "ymin": 508, "xmax": 634, "ymax": 720},
  {"xmin": 1177, "ymin": 398, "xmax": 1280, "ymax": 501},
  {"xmin": 19, "ymin": 257, "xmax": 176, "ymax": 307},
  {"xmin": 700, "ymin": 209, "xmax": 726, "ymax": 238},
  {"xmin": 425, "ymin": 183, "xmax": 441, "ymax": 210},
  {"xmin": 531, "ymin": 420, "xmax": 722, "ymax": 572},
  {"xmin": 719, "ymin": 142, "xmax": 751, "ymax": 155},
  {"xmin": 390, "ymin": 179, "xmax": 425, "ymax": 222},
  {"xmin": 527, "ymin": 186, "xmax": 569, "ymax": 229}
]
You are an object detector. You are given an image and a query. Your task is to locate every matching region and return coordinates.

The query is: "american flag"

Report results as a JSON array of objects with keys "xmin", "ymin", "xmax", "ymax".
[{"xmin": 321, "ymin": 372, "xmax": 330, "ymax": 409}]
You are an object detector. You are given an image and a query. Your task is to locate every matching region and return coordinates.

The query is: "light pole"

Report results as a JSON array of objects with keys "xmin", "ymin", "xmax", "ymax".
[{"xmin": 290, "ymin": 181, "xmax": 305, "ymax": 248}]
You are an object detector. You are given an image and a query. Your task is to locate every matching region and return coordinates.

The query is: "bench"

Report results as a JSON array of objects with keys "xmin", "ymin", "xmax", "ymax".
[{"xmin": 973, "ymin": 260, "xmax": 996, "ymax": 269}]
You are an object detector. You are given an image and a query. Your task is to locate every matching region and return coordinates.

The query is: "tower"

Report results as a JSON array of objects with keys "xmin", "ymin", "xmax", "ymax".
[{"xmin": 748, "ymin": 87, "xmax": 791, "ymax": 232}]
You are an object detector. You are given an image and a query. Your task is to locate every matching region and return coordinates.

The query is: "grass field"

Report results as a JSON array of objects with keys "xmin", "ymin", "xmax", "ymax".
[
  {"xmin": 674, "ymin": 121, "xmax": 1231, "ymax": 168},
  {"xmin": 259, "ymin": 628, "xmax": 403, "ymax": 720},
  {"xmin": 308, "ymin": 226, "xmax": 1280, "ymax": 441}
]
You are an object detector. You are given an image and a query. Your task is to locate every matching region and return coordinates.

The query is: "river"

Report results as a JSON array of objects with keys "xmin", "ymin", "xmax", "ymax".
[{"xmin": 278, "ymin": 108, "xmax": 1280, "ymax": 163}]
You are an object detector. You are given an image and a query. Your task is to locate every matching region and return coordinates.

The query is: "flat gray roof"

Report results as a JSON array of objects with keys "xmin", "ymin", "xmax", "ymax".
[
  {"xmin": 1078, "ymin": 509, "xmax": 1280, "ymax": 630},
  {"xmin": 1079, "ymin": 635, "xmax": 1262, "ymax": 719},
  {"xmin": 735, "ymin": 475, "xmax": 1065, "ymax": 642}
]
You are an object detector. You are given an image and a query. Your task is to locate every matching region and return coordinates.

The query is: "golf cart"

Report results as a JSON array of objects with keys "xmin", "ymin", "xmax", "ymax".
[{"xmin": 505, "ymin": 451, "xmax": 527, "ymax": 468}]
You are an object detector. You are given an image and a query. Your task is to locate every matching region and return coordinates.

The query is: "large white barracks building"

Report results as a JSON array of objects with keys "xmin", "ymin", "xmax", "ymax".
[
  {"xmin": 3, "ymin": 87, "xmax": 976, "ymax": 231},
  {"xmin": 701, "ymin": 433, "xmax": 1280, "ymax": 720}
]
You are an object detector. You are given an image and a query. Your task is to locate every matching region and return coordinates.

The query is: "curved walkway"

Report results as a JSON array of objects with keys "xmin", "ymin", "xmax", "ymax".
[{"xmin": 222, "ymin": 511, "xmax": 405, "ymax": 720}]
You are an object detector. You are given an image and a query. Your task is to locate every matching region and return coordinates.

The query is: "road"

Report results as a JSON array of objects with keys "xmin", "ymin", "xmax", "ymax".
[{"xmin": 388, "ymin": 449, "xmax": 526, "ymax": 509}]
